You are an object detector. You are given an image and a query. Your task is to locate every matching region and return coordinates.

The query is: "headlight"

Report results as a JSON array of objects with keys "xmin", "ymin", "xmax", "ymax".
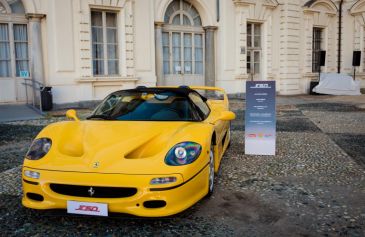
[
  {"xmin": 150, "ymin": 177, "xmax": 177, "ymax": 185},
  {"xmin": 24, "ymin": 170, "xmax": 40, "ymax": 179},
  {"xmin": 165, "ymin": 142, "xmax": 202, "ymax": 166},
  {"xmin": 25, "ymin": 138, "xmax": 52, "ymax": 160}
]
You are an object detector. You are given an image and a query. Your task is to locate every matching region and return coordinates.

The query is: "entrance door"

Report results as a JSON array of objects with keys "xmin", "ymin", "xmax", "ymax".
[
  {"xmin": 247, "ymin": 23, "xmax": 261, "ymax": 81},
  {"xmin": 162, "ymin": 0, "xmax": 204, "ymax": 86}
]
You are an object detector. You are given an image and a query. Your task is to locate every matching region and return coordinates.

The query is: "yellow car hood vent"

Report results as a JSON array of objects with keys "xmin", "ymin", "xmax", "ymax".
[{"xmin": 57, "ymin": 123, "xmax": 85, "ymax": 157}]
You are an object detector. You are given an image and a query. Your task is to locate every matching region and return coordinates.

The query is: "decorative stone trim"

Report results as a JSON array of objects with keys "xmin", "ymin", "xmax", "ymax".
[
  {"xmin": 25, "ymin": 13, "xmax": 46, "ymax": 21},
  {"xmin": 233, "ymin": 0, "xmax": 276, "ymax": 80},
  {"xmin": 76, "ymin": 77, "xmax": 138, "ymax": 83},
  {"xmin": 235, "ymin": 74, "xmax": 249, "ymax": 80},
  {"xmin": 301, "ymin": 0, "xmax": 337, "ymax": 76},
  {"xmin": 233, "ymin": 0, "xmax": 279, "ymax": 8},
  {"xmin": 302, "ymin": 0, "xmax": 337, "ymax": 16},
  {"xmin": 350, "ymin": 0, "xmax": 365, "ymax": 15},
  {"xmin": 303, "ymin": 72, "xmax": 320, "ymax": 78},
  {"xmin": 203, "ymin": 26, "xmax": 218, "ymax": 31},
  {"xmin": 0, "ymin": 0, "xmax": 11, "ymax": 13},
  {"xmin": 124, "ymin": 0, "xmax": 135, "ymax": 78},
  {"xmin": 79, "ymin": 0, "xmax": 136, "ymax": 79},
  {"xmin": 154, "ymin": 21, "xmax": 164, "ymax": 27}
]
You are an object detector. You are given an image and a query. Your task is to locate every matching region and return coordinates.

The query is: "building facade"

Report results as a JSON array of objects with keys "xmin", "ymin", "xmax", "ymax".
[{"xmin": 0, "ymin": 0, "xmax": 364, "ymax": 104}]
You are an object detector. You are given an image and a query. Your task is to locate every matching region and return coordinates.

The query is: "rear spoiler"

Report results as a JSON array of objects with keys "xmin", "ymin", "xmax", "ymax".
[
  {"xmin": 154, "ymin": 85, "xmax": 229, "ymax": 107},
  {"xmin": 190, "ymin": 86, "xmax": 229, "ymax": 108}
]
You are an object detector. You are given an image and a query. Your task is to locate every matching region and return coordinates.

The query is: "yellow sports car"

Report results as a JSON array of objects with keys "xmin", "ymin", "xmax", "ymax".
[{"xmin": 22, "ymin": 86, "xmax": 235, "ymax": 217}]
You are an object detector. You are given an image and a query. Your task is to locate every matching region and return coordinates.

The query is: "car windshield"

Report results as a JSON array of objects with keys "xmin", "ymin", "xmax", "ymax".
[{"xmin": 88, "ymin": 91, "xmax": 201, "ymax": 121}]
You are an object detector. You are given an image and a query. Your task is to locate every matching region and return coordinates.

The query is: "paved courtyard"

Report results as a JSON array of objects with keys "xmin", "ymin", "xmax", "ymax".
[
  {"xmin": 0, "ymin": 95, "xmax": 365, "ymax": 236},
  {"xmin": 0, "ymin": 104, "xmax": 42, "ymax": 123}
]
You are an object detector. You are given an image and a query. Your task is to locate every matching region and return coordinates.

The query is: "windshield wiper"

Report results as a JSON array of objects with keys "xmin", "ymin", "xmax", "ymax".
[{"xmin": 86, "ymin": 114, "xmax": 112, "ymax": 120}]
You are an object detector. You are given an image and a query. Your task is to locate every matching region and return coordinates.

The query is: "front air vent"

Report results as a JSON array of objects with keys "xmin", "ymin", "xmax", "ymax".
[
  {"xmin": 143, "ymin": 200, "xmax": 167, "ymax": 208},
  {"xmin": 50, "ymin": 184, "xmax": 137, "ymax": 198},
  {"xmin": 27, "ymin": 192, "xmax": 44, "ymax": 201}
]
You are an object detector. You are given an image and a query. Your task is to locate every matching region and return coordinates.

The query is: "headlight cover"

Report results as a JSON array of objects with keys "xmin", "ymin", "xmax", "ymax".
[
  {"xmin": 26, "ymin": 138, "xmax": 52, "ymax": 160},
  {"xmin": 165, "ymin": 142, "xmax": 202, "ymax": 166}
]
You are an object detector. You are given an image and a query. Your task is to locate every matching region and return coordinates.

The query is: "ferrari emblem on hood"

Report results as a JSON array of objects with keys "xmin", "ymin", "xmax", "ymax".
[{"xmin": 93, "ymin": 162, "xmax": 100, "ymax": 168}]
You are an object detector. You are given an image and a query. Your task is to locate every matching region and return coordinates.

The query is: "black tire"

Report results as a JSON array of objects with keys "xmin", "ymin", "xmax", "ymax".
[
  {"xmin": 207, "ymin": 144, "xmax": 215, "ymax": 196},
  {"xmin": 227, "ymin": 123, "xmax": 231, "ymax": 149}
]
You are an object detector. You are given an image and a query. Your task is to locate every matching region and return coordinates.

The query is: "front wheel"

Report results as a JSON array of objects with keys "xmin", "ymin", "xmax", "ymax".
[
  {"xmin": 227, "ymin": 123, "xmax": 231, "ymax": 149},
  {"xmin": 207, "ymin": 144, "xmax": 215, "ymax": 196}
]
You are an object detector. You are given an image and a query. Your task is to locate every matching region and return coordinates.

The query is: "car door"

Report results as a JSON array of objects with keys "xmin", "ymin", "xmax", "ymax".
[{"xmin": 189, "ymin": 92, "xmax": 226, "ymax": 161}]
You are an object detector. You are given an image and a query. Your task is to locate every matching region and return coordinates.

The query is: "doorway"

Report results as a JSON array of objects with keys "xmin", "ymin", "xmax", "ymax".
[{"xmin": 162, "ymin": 0, "xmax": 204, "ymax": 86}]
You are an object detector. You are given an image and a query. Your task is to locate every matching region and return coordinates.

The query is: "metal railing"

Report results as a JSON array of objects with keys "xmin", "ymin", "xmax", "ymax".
[{"xmin": 22, "ymin": 78, "xmax": 45, "ymax": 115}]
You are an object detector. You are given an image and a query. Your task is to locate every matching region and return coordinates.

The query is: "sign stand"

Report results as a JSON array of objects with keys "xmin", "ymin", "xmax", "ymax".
[{"xmin": 245, "ymin": 81, "xmax": 276, "ymax": 156}]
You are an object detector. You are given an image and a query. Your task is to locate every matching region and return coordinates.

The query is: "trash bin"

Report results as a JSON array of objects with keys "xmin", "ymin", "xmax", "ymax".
[
  {"xmin": 309, "ymin": 81, "xmax": 319, "ymax": 95},
  {"xmin": 40, "ymin": 86, "xmax": 53, "ymax": 111}
]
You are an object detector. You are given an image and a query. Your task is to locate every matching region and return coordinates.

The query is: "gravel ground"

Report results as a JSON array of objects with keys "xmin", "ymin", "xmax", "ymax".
[
  {"xmin": 303, "ymin": 111, "xmax": 365, "ymax": 134},
  {"xmin": 1, "ymin": 96, "xmax": 365, "ymax": 236},
  {"xmin": 0, "ymin": 124, "xmax": 43, "ymax": 172},
  {"xmin": 328, "ymin": 134, "xmax": 365, "ymax": 169}
]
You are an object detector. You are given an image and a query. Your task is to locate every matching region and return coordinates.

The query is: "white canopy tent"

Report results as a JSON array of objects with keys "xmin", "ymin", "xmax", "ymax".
[{"xmin": 313, "ymin": 73, "xmax": 361, "ymax": 95}]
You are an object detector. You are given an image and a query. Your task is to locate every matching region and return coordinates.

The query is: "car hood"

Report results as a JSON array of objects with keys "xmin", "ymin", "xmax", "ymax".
[{"xmin": 24, "ymin": 120, "xmax": 212, "ymax": 174}]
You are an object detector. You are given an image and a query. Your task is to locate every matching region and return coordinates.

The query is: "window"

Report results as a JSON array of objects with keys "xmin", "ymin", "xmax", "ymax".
[
  {"xmin": 162, "ymin": 32, "xmax": 170, "ymax": 74},
  {"xmin": 312, "ymin": 27, "xmax": 323, "ymax": 73},
  {"xmin": 163, "ymin": 0, "xmax": 204, "ymax": 75},
  {"xmin": 0, "ymin": 3, "xmax": 7, "ymax": 14},
  {"xmin": 164, "ymin": 0, "xmax": 202, "ymax": 26},
  {"xmin": 0, "ymin": 24, "xmax": 10, "ymax": 77},
  {"xmin": 172, "ymin": 32, "xmax": 181, "ymax": 74},
  {"xmin": 247, "ymin": 23, "xmax": 261, "ymax": 75},
  {"xmin": 194, "ymin": 34, "xmax": 203, "ymax": 74},
  {"xmin": 14, "ymin": 24, "xmax": 29, "ymax": 77},
  {"xmin": 189, "ymin": 92, "xmax": 210, "ymax": 118},
  {"xmin": 91, "ymin": 11, "xmax": 119, "ymax": 76},
  {"xmin": 89, "ymin": 91, "xmax": 200, "ymax": 121},
  {"xmin": 0, "ymin": 23, "xmax": 29, "ymax": 78},
  {"xmin": 0, "ymin": 0, "xmax": 25, "ymax": 13},
  {"xmin": 247, "ymin": 23, "xmax": 261, "ymax": 49}
]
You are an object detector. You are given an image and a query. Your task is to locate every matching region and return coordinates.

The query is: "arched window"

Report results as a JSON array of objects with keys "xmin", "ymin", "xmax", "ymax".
[
  {"xmin": 0, "ymin": 0, "xmax": 25, "ymax": 14},
  {"xmin": 164, "ymin": 0, "xmax": 202, "ymax": 26},
  {"xmin": 162, "ymin": 0, "xmax": 204, "ymax": 76},
  {"xmin": 0, "ymin": 3, "xmax": 8, "ymax": 14}
]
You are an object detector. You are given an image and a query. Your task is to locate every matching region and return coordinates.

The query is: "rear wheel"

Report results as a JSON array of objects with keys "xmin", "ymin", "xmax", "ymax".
[{"xmin": 207, "ymin": 144, "xmax": 215, "ymax": 196}]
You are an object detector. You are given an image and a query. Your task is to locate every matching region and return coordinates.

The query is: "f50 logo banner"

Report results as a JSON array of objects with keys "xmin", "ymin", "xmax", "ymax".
[
  {"xmin": 67, "ymin": 201, "xmax": 108, "ymax": 216},
  {"xmin": 245, "ymin": 81, "xmax": 276, "ymax": 155}
]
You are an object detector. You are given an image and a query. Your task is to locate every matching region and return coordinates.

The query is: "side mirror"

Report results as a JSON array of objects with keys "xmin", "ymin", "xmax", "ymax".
[
  {"xmin": 212, "ymin": 111, "xmax": 236, "ymax": 124},
  {"xmin": 66, "ymin": 109, "xmax": 80, "ymax": 121}
]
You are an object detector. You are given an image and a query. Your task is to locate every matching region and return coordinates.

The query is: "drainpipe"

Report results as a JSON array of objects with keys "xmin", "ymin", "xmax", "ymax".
[{"xmin": 338, "ymin": 0, "xmax": 343, "ymax": 73}]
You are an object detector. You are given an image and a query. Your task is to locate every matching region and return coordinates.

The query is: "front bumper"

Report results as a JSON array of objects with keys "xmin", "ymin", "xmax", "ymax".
[{"xmin": 22, "ymin": 166, "xmax": 209, "ymax": 217}]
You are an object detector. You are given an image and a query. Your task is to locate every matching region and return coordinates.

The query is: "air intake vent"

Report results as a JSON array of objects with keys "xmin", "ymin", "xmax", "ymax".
[
  {"xmin": 143, "ymin": 200, "xmax": 167, "ymax": 208},
  {"xmin": 50, "ymin": 184, "xmax": 137, "ymax": 198}
]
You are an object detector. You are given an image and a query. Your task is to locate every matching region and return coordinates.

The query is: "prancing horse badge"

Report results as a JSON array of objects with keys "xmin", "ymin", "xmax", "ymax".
[{"xmin": 93, "ymin": 161, "xmax": 100, "ymax": 168}]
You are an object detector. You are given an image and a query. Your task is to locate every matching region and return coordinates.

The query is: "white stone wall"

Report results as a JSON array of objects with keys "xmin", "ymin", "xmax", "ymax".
[
  {"xmin": 4, "ymin": 0, "xmax": 364, "ymax": 104},
  {"xmin": 300, "ymin": 0, "xmax": 338, "ymax": 93}
]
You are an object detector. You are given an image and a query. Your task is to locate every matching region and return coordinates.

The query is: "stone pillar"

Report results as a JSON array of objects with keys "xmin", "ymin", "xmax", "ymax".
[
  {"xmin": 26, "ymin": 14, "xmax": 46, "ymax": 85},
  {"xmin": 155, "ymin": 22, "xmax": 164, "ymax": 86},
  {"xmin": 278, "ymin": 1, "xmax": 301, "ymax": 95},
  {"xmin": 204, "ymin": 26, "xmax": 218, "ymax": 87}
]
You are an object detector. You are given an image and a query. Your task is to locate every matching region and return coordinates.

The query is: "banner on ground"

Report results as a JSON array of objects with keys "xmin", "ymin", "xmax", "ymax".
[{"xmin": 245, "ymin": 81, "xmax": 276, "ymax": 155}]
